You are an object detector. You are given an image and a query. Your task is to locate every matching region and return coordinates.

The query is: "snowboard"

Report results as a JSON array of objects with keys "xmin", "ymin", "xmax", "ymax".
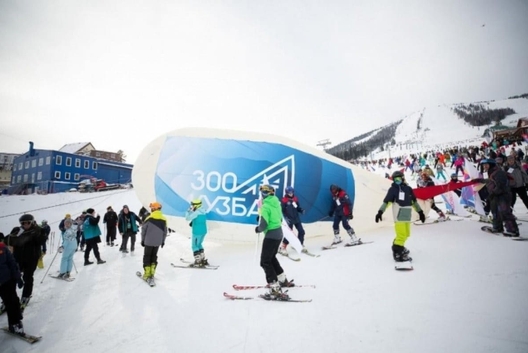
[
  {"xmin": 1, "ymin": 327, "xmax": 42, "ymax": 344},
  {"xmin": 395, "ymin": 261, "xmax": 414, "ymax": 271}
]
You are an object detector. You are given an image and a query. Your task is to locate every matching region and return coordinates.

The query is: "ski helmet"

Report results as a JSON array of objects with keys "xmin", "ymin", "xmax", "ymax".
[
  {"xmin": 149, "ymin": 202, "xmax": 162, "ymax": 211},
  {"xmin": 330, "ymin": 184, "xmax": 339, "ymax": 193},
  {"xmin": 260, "ymin": 185, "xmax": 275, "ymax": 197},
  {"xmin": 480, "ymin": 158, "xmax": 496, "ymax": 165},
  {"xmin": 391, "ymin": 170, "xmax": 404, "ymax": 179},
  {"xmin": 19, "ymin": 214, "xmax": 34, "ymax": 224},
  {"xmin": 285, "ymin": 186, "xmax": 294, "ymax": 194}
]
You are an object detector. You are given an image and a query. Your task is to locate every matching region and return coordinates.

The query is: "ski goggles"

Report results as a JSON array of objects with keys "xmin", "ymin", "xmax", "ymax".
[{"xmin": 393, "ymin": 177, "xmax": 403, "ymax": 182}]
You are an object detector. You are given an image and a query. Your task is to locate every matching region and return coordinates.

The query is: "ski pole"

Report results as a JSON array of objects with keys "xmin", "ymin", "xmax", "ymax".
[
  {"xmin": 255, "ymin": 232, "xmax": 260, "ymax": 264},
  {"xmin": 72, "ymin": 259, "xmax": 78, "ymax": 274},
  {"xmin": 40, "ymin": 246, "xmax": 60, "ymax": 283}
]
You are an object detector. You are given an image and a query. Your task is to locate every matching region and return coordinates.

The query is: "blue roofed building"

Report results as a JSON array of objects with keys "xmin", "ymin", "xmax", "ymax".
[{"xmin": 8, "ymin": 142, "xmax": 133, "ymax": 194}]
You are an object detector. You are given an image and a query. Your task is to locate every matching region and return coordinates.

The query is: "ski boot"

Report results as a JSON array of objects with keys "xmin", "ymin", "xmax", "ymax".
[
  {"xmin": 392, "ymin": 244, "xmax": 412, "ymax": 262},
  {"xmin": 331, "ymin": 230, "xmax": 342, "ymax": 245},
  {"xmin": 278, "ymin": 244, "xmax": 288, "ymax": 256},
  {"xmin": 8, "ymin": 322, "xmax": 24, "ymax": 335},
  {"xmin": 437, "ymin": 212, "xmax": 447, "ymax": 222},
  {"xmin": 142, "ymin": 265, "xmax": 152, "ymax": 280},
  {"xmin": 20, "ymin": 297, "xmax": 30, "ymax": 312},
  {"xmin": 345, "ymin": 229, "xmax": 362, "ymax": 246},
  {"xmin": 192, "ymin": 252, "xmax": 205, "ymax": 267},
  {"xmin": 277, "ymin": 272, "xmax": 295, "ymax": 288},
  {"xmin": 263, "ymin": 281, "xmax": 290, "ymax": 301}
]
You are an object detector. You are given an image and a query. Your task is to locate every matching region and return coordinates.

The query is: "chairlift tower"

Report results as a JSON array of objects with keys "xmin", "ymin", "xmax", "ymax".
[{"xmin": 317, "ymin": 139, "xmax": 332, "ymax": 151}]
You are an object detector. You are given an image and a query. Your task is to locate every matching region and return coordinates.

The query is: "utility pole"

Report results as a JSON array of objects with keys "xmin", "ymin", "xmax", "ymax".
[{"xmin": 316, "ymin": 139, "xmax": 332, "ymax": 151}]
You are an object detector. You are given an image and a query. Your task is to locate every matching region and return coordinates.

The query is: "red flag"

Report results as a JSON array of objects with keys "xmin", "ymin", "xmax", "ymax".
[{"xmin": 412, "ymin": 180, "xmax": 480, "ymax": 200}]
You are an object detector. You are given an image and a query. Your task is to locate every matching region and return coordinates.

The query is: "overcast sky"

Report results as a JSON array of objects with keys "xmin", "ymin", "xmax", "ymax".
[{"xmin": 1, "ymin": 0, "xmax": 527, "ymax": 163}]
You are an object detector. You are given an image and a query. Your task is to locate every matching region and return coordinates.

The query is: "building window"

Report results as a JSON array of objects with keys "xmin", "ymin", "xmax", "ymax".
[
  {"xmin": 31, "ymin": 159, "xmax": 36, "ymax": 168},
  {"xmin": 46, "ymin": 156, "xmax": 51, "ymax": 165},
  {"xmin": 31, "ymin": 173, "xmax": 35, "ymax": 183},
  {"xmin": 17, "ymin": 175, "xmax": 21, "ymax": 183},
  {"xmin": 23, "ymin": 174, "xmax": 28, "ymax": 182},
  {"xmin": 37, "ymin": 172, "xmax": 42, "ymax": 180},
  {"xmin": 25, "ymin": 161, "xmax": 29, "ymax": 169},
  {"xmin": 96, "ymin": 152, "xmax": 101, "ymax": 157},
  {"xmin": 56, "ymin": 155, "xmax": 62, "ymax": 165},
  {"xmin": 66, "ymin": 157, "xmax": 72, "ymax": 166},
  {"xmin": 84, "ymin": 160, "xmax": 89, "ymax": 169},
  {"xmin": 74, "ymin": 173, "xmax": 80, "ymax": 181},
  {"xmin": 13, "ymin": 164, "xmax": 16, "ymax": 171},
  {"xmin": 18, "ymin": 162, "xmax": 22, "ymax": 170},
  {"xmin": 111, "ymin": 153, "xmax": 115, "ymax": 158},
  {"xmin": 54, "ymin": 171, "xmax": 61, "ymax": 179},
  {"xmin": 65, "ymin": 172, "xmax": 71, "ymax": 180},
  {"xmin": 39, "ymin": 158, "xmax": 43, "ymax": 166},
  {"xmin": 92, "ymin": 161, "xmax": 98, "ymax": 170},
  {"xmin": 75, "ymin": 158, "xmax": 81, "ymax": 168},
  {"xmin": 12, "ymin": 176, "xmax": 15, "ymax": 184}
]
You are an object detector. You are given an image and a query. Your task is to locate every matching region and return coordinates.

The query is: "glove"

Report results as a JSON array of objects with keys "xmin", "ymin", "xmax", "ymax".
[
  {"xmin": 255, "ymin": 226, "xmax": 260, "ymax": 233},
  {"xmin": 58, "ymin": 246, "xmax": 64, "ymax": 253},
  {"xmin": 188, "ymin": 221, "xmax": 193, "ymax": 227},
  {"xmin": 418, "ymin": 211, "xmax": 426, "ymax": 223},
  {"xmin": 328, "ymin": 211, "xmax": 333, "ymax": 217},
  {"xmin": 161, "ymin": 243, "xmax": 164, "ymax": 248},
  {"xmin": 255, "ymin": 216, "xmax": 260, "ymax": 223},
  {"xmin": 375, "ymin": 211, "xmax": 383, "ymax": 223},
  {"xmin": 141, "ymin": 241, "xmax": 145, "ymax": 247},
  {"xmin": 347, "ymin": 214, "xmax": 353, "ymax": 220},
  {"xmin": 298, "ymin": 208, "xmax": 305, "ymax": 214},
  {"xmin": 17, "ymin": 278, "xmax": 24, "ymax": 289}
]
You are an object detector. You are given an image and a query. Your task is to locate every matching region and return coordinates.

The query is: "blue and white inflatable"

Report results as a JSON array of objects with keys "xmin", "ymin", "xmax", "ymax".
[{"xmin": 132, "ymin": 128, "xmax": 389, "ymax": 242}]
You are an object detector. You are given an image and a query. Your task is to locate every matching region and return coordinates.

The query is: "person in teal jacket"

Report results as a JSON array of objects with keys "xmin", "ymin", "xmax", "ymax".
[
  {"xmin": 185, "ymin": 199, "xmax": 209, "ymax": 267},
  {"xmin": 83, "ymin": 208, "xmax": 106, "ymax": 266},
  {"xmin": 255, "ymin": 185, "xmax": 293, "ymax": 300}
]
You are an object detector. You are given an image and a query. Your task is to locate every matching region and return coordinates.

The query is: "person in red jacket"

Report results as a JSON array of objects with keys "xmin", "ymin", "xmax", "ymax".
[
  {"xmin": 278, "ymin": 186, "xmax": 306, "ymax": 255},
  {"xmin": 328, "ymin": 184, "xmax": 360, "ymax": 246}
]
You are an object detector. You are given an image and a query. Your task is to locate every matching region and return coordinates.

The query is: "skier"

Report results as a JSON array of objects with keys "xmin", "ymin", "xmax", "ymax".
[
  {"xmin": 418, "ymin": 173, "xmax": 447, "ymax": 221},
  {"xmin": 480, "ymin": 159, "xmax": 519, "ymax": 236},
  {"xmin": 140, "ymin": 202, "xmax": 167, "ymax": 283},
  {"xmin": 118, "ymin": 205, "xmax": 142, "ymax": 253},
  {"xmin": 328, "ymin": 184, "xmax": 360, "ymax": 246},
  {"xmin": 375, "ymin": 170, "xmax": 425, "ymax": 261},
  {"xmin": 5, "ymin": 214, "xmax": 47, "ymax": 310},
  {"xmin": 83, "ymin": 208, "xmax": 106, "ymax": 265},
  {"xmin": 74, "ymin": 211, "xmax": 87, "ymax": 251},
  {"xmin": 57, "ymin": 218, "xmax": 77, "ymax": 279},
  {"xmin": 278, "ymin": 186, "xmax": 306, "ymax": 255},
  {"xmin": 103, "ymin": 206, "xmax": 118, "ymax": 246},
  {"xmin": 38, "ymin": 219, "xmax": 50, "ymax": 269},
  {"xmin": 185, "ymin": 199, "xmax": 209, "ymax": 266},
  {"xmin": 58, "ymin": 213, "xmax": 71, "ymax": 234},
  {"xmin": 255, "ymin": 185, "xmax": 294, "ymax": 300},
  {"xmin": 0, "ymin": 241, "xmax": 25, "ymax": 335}
]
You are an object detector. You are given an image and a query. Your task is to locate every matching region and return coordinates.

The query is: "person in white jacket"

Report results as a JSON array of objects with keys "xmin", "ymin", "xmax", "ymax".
[{"xmin": 57, "ymin": 218, "xmax": 77, "ymax": 279}]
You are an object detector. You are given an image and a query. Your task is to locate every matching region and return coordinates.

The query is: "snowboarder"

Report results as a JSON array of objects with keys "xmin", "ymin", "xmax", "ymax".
[
  {"xmin": 103, "ymin": 206, "xmax": 118, "ymax": 246},
  {"xmin": 118, "ymin": 205, "xmax": 142, "ymax": 253},
  {"xmin": 255, "ymin": 185, "xmax": 294, "ymax": 300},
  {"xmin": 0, "ymin": 242, "xmax": 25, "ymax": 335},
  {"xmin": 83, "ymin": 208, "xmax": 106, "ymax": 265},
  {"xmin": 278, "ymin": 186, "xmax": 306, "ymax": 255},
  {"xmin": 57, "ymin": 218, "xmax": 77, "ymax": 279},
  {"xmin": 140, "ymin": 202, "xmax": 167, "ymax": 281},
  {"xmin": 375, "ymin": 170, "xmax": 425, "ymax": 262},
  {"xmin": 328, "ymin": 184, "xmax": 360, "ymax": 246},
  {"xmin": 185, "ymin": 199, "xmax": 209, "ymax": 266}
]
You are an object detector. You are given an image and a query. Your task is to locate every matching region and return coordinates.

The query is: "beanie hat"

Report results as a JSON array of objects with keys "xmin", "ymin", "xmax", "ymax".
[{"xmin": 86, "ymin": 208, "xmax": 95, "ymax": 214}]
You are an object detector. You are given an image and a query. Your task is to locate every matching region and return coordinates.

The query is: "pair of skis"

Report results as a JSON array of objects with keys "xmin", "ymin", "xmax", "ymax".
[
  {"xmin": 1, "ymin": 327, "xmax": 41, "ymax": 344},
  {"xmin": 278, "ymin": 248, "xmax": 320, "ymax": 262},
  {"xmin": 49, "ymin": 274, "xmax": 75, "ymax": 282},
  {"xmin": 322, "ymin": 239, "xmax": 374, "ymax": 250},
  {"xmin": 224, "ymin": 282, "xmax": 314, "ymax": 302},
  {"xmin": 480, "ymin": 226, "xmax": 528, "ymax": 240},
  {"xmin": 170, "ymin": 258, "xmax": 219, "ymax": 270},
  {"xmin": 136, "ymin": 272, "xmax": 156, "ymax": 287}
]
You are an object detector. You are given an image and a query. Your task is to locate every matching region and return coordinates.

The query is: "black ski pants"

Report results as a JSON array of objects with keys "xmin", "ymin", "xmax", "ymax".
[
  {"xmin": 121, "ymin": 231, "xmax": 136, "ymax": 251},
  {"xmin": 106, "ymin": 225, "xmax": 117, "ymax": 243},
  {"xmin": 510, "ymin": 186, "xmax": 528, "ymax": 210},
  {"xmin": 0, "ymin": 279, "xmax": 23, "ymax": 327},
  {"xmin": 260, "ymin": 238, "xmax": 284, "ymax": 284},
  {"xmin": 84, "ymin": 238, "xmax": 101, "ymax": 261},
  {"xmin": 143, "ymin": 246, "xmax": 160, "ymax": 267},
  {"xmin": 19, "ymin": 260, "xmax": 37, "ymax": 299}
]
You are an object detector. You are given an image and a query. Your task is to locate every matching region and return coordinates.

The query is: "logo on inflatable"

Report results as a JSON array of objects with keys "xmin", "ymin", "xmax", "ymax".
[{"xmin": 154, "ymin": 136, "xmax": 355, "ymax": 225}]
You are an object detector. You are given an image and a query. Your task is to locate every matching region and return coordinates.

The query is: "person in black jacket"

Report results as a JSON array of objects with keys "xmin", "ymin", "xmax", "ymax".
[
  {"xmin": 375, "ymin": 171, "xmax": 425, "ymax": 262},
  {"xmin": 5, "ymin": 214, "xmax": 47, "ymax": 309},
  {"xmin": 0, "ymin": 241, "xmax": 25, "ymax": 334},
  {"xmin": 278, "ymin": 186, "xmax": 306, "ymax": 255},
  {"xmin": 118, "ymin": 205, "xmax": 142, "ymax": 253},
  {"xmin": 103, "ymin": 206, "xmax": 118, "ymax": 246}
]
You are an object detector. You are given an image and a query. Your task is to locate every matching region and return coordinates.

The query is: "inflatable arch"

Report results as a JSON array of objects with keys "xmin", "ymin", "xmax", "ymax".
[{"xmin": 132, "ymin": 128, "xmax": 392, "ymax": 243}]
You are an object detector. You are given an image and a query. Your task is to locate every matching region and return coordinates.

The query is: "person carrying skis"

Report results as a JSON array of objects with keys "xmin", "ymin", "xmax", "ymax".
[
  {"xmin": 328, "ymin": 184, "xmax": 360, "ymax": 246},
  {"xmin": 375, "ymin": 170, "xmax": 425, "ymax": 262},
  {"xmin": 103, "ymin": 206, "xmax": 118, "ymax": 246},
  {"xmin": 480, "ymin": 159, "xmax": 519, "ymax": 236},
  {"xmin": 255, "ymin": 185, "xmax": 293, "ymax": 300},
  {"xmin": 140, "ymin": 202, "xmax": 167, "ymax": 283},
  {"xmin": 5, "ymin": 214, "xmax": 47, "ymax": 310},
  {"xmin": 278, "ymin": 186, "xmax": 307, "ymax": 255},
  {"xmin": 185, "ymin": 199, "xmax": 209, "ymax": 266},
  {"xmin": 83, "ymin": 208, "xmax": 106, "ymax": 266},
  {"xmin": 0, "ymin": 241, "xmax": 25, "ymax": 335},
  {"xmin": 57, "ymin": 218, "xmax": 77, "ymax": 279}
]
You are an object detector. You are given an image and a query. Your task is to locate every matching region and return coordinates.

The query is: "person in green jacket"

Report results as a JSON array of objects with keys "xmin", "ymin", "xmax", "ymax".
[{"xmin": 255, "ymin": 185, "xmax": 293, "ymax": 300}]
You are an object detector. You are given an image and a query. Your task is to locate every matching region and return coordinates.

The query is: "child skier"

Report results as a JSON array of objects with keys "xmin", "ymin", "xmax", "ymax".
[
  {"xmin": 278, "ymin": 186, "xmax": 306, "ymax": 255},
  {"xmin": 185, "ymin": 199, "xmax": 209, "ymax": 266},
  {"xmin": 375, "ymin": 170, "xmax": 425, "ymax": 261},
  {"xmin": 57, "ymin": 218, "xmax": 77, "ymax": 279},
  {"xmin": 328, "ymin": 184, "xmax": 360, "ymax": 246},
  {"xmin": 140, "ymin": 202, "xmax": 167, "ymax": 284}
]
